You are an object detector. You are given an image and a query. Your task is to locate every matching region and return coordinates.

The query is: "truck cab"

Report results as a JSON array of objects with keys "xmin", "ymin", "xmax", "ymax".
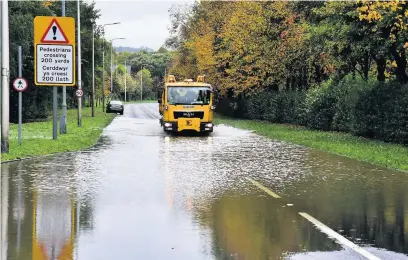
[{"xmin": 158, "ymin": 75, "xmax": 215, "ymax": 133}]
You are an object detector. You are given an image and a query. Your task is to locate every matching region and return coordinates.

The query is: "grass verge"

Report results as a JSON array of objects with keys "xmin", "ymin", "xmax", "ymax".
[
  {"xmin": 1, "ymin": 107, "xmax": 115, "ymax": 162},
  {"xmin": 214, "ymin": 115, "xmax": 408, "ymax": 172},
  {"xmin": 123, "ymin": 100, "xmax": 157, "ymax": 104}
]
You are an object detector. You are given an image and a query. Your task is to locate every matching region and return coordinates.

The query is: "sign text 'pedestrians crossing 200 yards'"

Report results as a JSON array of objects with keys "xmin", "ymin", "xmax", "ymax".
[{"xmin": 34, "ymin": 16, "xmax": 76, "ymax": 86}]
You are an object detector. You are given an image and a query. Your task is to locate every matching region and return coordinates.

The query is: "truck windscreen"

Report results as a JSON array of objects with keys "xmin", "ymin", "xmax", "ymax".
[{"xmin": 167, "ymin": 87, "xmax": 211, "ymax": 105}]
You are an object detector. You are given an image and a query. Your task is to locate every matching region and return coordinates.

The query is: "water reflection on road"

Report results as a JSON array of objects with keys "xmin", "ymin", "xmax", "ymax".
[
  {"xmin": 0, "ymin": 103, "xmax": 407, "ymax": 260},
  {"xmin": 276, "ymin": 149, "xmax": 408, "ymax": 257}
]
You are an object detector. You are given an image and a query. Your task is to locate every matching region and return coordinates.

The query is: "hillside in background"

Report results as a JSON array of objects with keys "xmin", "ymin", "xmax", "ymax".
[{"xmin": 114, "ymin": 46, "xmax": 154, "ymax": 53}]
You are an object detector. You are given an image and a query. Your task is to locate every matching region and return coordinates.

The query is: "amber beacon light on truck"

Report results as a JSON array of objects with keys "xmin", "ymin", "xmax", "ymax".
[{"xmin": 158, "ymin": 74, "xmax": 215, "ymax": 133}]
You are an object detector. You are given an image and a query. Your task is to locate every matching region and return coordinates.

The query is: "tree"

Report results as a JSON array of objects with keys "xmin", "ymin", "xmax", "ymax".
[
  {"xmin": 165, "ymin": 2, "xmax": 199, "ymax": 50},
  {"xmin": 168, "ymin": 1, "xmax": 309, "ymax": 95},
  {"xmin": 9, "ymin": 1, "xmax": 54, "ymax": 122},
  {"xmin": 166, "ymin": 0, "xmax": 408, "ymax": 95},
  {"xmin": 357, "ymin": 0, "xmax": 408, "ymax": 82},
  {"xmin": 135, "ymin": 69, "xmax": 153, "ymax": 100},
  {"xmin": 113, "ymin": 49, "xmax": 171, "ymax": 100}
]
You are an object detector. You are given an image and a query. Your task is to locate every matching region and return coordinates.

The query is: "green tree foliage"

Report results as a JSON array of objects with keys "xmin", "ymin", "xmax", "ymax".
[
  {"xmin": 9, "ymin": 1, "xmax": 54, "ymax": 122},
  {"xmin": 134, "ymin": 69, "xmax": 154, "ymax": 100},
  {"xmin": 113, "ymin": 48, "xmax": 171, "ymax": 100}
]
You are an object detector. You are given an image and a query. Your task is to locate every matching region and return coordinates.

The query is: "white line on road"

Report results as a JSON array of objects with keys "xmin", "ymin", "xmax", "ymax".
[
  {"xmin": 140, "ymin": 104, "xmax": 159, "ymax": 119},
  {"xmin": 245, "ymin": 177, "xmax": 381, "ymax": 260},
  {"xmin": 245, "ymin": 177, "xmax": 281, "ymax": 198},
  {"xmin": 299, "ymin": 212, "xmax": 381, "ymax": 260}
]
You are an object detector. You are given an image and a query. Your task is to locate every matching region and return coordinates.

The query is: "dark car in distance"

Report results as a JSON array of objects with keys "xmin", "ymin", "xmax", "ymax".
[{"xmin": 106, "ymin": 100, "xmax": 124, "ymax": 115}]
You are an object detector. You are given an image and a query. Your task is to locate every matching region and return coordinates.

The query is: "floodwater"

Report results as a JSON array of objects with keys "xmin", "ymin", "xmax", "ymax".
[{"xmin": 1, "ymin": 103, "xmax": 408, "ymax": 260}]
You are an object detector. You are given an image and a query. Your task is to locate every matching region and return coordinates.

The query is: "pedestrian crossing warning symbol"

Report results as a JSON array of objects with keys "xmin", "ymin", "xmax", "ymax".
[{"xmin": 40, "ymin": 19, "xmax": 69, "ymax": 43}]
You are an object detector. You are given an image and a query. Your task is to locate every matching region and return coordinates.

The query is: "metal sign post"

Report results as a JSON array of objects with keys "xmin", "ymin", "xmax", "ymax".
[
  {"xmin": 33, "ymin": 16, "xmax": 76, "ymax": 139},
  {"xmin": 61, "ymin": 0, "xmax": 67, "ymax": 134},
  {"xmin": 77, "ymin": 0, "xmax": 82, "ymax": 127},
  {"xmin": 12, "ymin": 46, "xmax": 28, "ymax": 145}
]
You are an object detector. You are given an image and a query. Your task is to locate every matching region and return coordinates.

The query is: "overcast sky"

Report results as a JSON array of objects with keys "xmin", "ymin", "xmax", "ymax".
[{"xmin": 90, "ymin": 0, "xmax": 195, "ymax": 51}]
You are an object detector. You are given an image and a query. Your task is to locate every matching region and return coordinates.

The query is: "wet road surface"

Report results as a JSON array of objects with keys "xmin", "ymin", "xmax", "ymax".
[{"xmin": 1, "ymin": 103, "xmax": 408, "ymax": 259}]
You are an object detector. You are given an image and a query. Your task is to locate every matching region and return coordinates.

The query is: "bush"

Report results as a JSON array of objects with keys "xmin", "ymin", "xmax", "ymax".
[
  {"xmin": 354, "ymin": 81, "xmax": 408, "ymax": 145},
  {"xmin": 330, "ymin": 76, "xmax": 373, "ymax": 132},
  {"xmin": 277, "ymin": 90, "xmax": 307, "ymax": 125},
  {"xmin": 215, "ymin": 98, "xmax": 236, "ymax": 117},
  {"xmin": 246, "ymin": 91, "xmax": 276, "ymax": 120},
  {"xmin": 304, "ymin": 76, "xmax": 374, "ymax": 132},
  {"xmin": 246, "ymin": 91, "xmax": 265, "ymax": 120},
  {"xmin": 216, "ymin": 75, "xmax": 408, "ymax": 146},
  {"xmin": 264, "ymin": 93, "xmax": 279, "ymax": 122},
  {"xmin": 307, "ymin": 91, "xmax": 336, "ymax": 130},
  {"xmin": 215, "ymin": 93, "xmax": 247, "ymax": 118},
  {"xmin": 244, "ymin": 90, "xmax": 307, "ymax": 124},
  {"xmin": 305, "ymin": 81, "xmax": 335, "ymax": 131}
]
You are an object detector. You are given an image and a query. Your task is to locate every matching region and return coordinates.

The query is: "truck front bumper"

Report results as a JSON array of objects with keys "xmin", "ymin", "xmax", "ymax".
[{"xmin": 162, "ymin": 121, "xmax": 213, "ymax": 132}]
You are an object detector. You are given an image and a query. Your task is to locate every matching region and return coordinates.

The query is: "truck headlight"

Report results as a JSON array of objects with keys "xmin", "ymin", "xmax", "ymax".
[
  {"xmin": 205, "ymin": 123, "xmax": 213, "ymax": 128},
  {"xmin": 164, "ymin": 123, "xmax": 172, "ymax": 127},
  {"xmin": 210, "ymin": 105, "xmax": 216, "ymax": 110}
]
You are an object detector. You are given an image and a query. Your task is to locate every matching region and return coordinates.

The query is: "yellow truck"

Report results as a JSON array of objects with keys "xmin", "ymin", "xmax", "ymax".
[{"xmin": 158, "ymin": 75, "xmax": 215, "ymax": 133}]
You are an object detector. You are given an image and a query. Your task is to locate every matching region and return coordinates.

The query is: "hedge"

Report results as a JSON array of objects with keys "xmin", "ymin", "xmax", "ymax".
[{"xmin": 215, "ymin": 76, "xmax": 408, "ymax": 146}]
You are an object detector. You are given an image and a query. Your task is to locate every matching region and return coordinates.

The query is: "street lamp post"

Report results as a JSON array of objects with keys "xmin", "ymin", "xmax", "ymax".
[
  {"xmin": 92, "ymin": 23, "xmax": 95, "ymax": 117},
  {"xmin": 99, "ymin": 22, "xmax": 120, "ymax": 112},
  {"xmin": 124, "ymin": 59, "xmax": 127, "ymax": 102},
  {"xmin": 140, "ymin": 65, "xmax": 143, "ymax": 101},
  {"xmin": 110, "ymin": 37, "xmax": 125, "ymax": 95}
]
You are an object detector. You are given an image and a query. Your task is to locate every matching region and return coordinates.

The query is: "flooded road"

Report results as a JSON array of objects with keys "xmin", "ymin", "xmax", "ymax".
[{"xmin": 1, "ymin": 103, "xmax": 408, "ymax": 259}]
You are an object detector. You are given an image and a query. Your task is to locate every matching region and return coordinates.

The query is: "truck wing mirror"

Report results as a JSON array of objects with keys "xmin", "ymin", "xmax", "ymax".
[{"xmin": 158, "ymin": 99, "xmax": 162, "ymax": 104}]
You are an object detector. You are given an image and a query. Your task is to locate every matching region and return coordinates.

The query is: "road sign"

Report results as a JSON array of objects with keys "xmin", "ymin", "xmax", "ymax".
[
  {"xmin": 12, "ymin": 77, "xmax": 28, "ymax": 92},
  {"xmin": 76, "ymin": 89, "xmax": 83, "ymax": 97},
  {"xmin": 34, "ymin": 16, "xmax": 75, "ymax": 86}
]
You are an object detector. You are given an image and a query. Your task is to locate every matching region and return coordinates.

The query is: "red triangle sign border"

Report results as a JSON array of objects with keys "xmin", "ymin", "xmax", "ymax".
[{"xmin": 40, "ymin": 18, "xmax": 69, "ymax": 44}]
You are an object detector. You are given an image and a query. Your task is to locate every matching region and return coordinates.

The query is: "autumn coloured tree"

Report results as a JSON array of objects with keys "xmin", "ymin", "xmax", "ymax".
[
  {"xmin": 357, "ymin": 0, "xmax": 408, "ymax": 82},
  {"xmin": 168, "ymin": 0, "xmax": 408, "ymax": 90},
  {"xmin": 167, "ymin": 1, "xmax": 311, "ymax": 96}
]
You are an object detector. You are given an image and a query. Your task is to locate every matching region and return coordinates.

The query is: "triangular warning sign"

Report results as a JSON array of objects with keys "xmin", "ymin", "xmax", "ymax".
[{"xmin": 40, "ymin": 19, "xmax": 69, "ymax": 43}]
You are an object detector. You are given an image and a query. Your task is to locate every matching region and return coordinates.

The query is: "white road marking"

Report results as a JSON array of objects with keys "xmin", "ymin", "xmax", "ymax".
[
  {"xmin": 299, "ymin": 212, "xmax": 381, "ymax": 260},
  {"xmin": 245, "ymin": 177, "xmax": 281, "ymax": 198},
  {"xmin": 140, "ymin": 104, "xmax": 159, "ymax": 119},
  {"xmin": 245, "ymin": 177, "xmax": 382, "ymax": 260}
]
